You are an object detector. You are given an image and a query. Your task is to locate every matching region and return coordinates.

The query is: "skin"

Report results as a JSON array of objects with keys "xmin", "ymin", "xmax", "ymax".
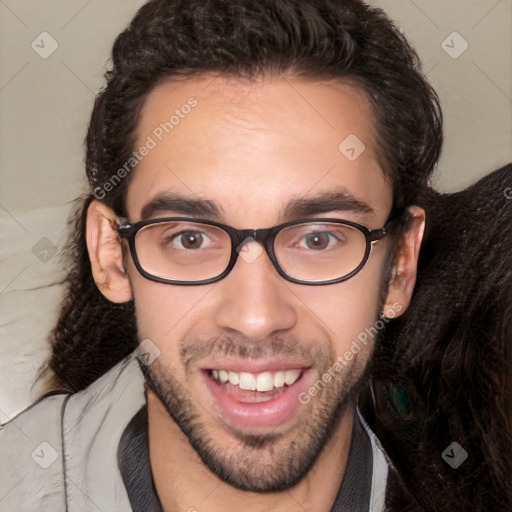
[{"xmin": 86, "ymin": 75, "xmax": 425, "ymax": 512}]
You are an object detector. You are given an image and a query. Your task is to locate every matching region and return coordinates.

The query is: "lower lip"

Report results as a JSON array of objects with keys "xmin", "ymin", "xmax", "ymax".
[{"xmin": 203, "ymin": 369, "xmax": 312, "ymax": 430}]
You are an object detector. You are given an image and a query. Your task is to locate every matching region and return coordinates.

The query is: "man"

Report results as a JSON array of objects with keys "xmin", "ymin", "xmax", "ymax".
[{"xmin": 0, "ymin": 1, "xmax": 442, "ymax": 510}]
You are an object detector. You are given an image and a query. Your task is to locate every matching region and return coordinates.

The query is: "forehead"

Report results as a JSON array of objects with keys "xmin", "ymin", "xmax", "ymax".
[{"xmin": 125, "ymin": 75, "xmax": 391, "ymax": 225}]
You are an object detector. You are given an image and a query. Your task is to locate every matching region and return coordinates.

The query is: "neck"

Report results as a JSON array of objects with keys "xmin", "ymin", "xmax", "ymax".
[{"xmin": 147, "ymin": 388, "xmax": 355, "ymax": 512}]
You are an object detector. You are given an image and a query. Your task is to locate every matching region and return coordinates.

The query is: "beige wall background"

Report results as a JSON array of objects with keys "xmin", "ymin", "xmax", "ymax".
[{"xmin": 1, "ymin": 0, "xmax": 511, "ymax": 422}]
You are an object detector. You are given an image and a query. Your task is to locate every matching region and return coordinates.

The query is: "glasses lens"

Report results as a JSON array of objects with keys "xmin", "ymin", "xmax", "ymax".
[
  {"xmin": 274, "ymin": 222, "xmax": 368, "ymax": 282},
  {"xmin": 135, "ymin": 221, "xmax": 231, "ymax": 282}
]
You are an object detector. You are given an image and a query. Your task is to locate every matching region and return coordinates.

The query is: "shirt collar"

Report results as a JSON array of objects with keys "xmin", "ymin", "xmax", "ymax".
[{"xmin": 118, "ymin": 406, "xmax": 373, "ymax": 511}]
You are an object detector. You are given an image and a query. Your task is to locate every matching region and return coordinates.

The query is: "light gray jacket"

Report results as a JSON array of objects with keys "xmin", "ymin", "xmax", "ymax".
[{"xmin": 0, "ymin": 354, "xmax": 389, "ymax": 511}]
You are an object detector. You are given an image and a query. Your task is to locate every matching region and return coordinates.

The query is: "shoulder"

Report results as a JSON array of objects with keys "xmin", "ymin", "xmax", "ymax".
[
  {"xmin": 0, "ymin": 354, "xmax": 145, "ymax": 511},
  {"xmin": 0, "ymin": 392, "xmax": 69, "ymax": 510}
]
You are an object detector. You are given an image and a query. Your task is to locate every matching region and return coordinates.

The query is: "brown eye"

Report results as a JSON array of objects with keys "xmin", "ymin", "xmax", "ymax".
[{"xmin": 176, "ymin": 231, "xmax": 205, "ymax": 249}]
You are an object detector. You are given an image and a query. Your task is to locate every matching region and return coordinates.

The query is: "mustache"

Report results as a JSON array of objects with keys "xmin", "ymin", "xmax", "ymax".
[{"xmin": 179, "ymin": 334, "xmax": 335, "ymax": 372}]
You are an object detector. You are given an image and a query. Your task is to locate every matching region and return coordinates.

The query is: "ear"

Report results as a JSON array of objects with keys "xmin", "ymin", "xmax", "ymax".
[
  {"xmin": 381, "ymin": 206, "xmax": 425, "ymax": 318},
  {"xmin": 86, "ymin": 200, "xmax": 133, "ymax": 303}
]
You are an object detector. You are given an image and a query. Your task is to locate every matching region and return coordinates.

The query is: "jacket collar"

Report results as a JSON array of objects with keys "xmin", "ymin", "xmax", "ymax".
[{"xmin": 118, "ymin": 405, "xmax": 375, "ymax": 512}]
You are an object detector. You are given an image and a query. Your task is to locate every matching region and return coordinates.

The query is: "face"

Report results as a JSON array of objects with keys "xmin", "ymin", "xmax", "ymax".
[{"xmin": 89, "ymin": 75, "xmax": 420, "ymax": 492}]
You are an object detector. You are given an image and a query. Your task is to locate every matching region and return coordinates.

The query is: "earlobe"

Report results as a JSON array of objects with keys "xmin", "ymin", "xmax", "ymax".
[
  {"xmin": 86, "ymin": 200, "xmax": 133, "ymax": 303},
  {"xmin": 381, "ymin": 206, "xmax": 425, "ymax": 318}
]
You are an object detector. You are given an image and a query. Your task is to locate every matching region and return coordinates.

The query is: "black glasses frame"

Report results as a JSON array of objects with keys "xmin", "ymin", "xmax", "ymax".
[{"xmin": 118, "ymin": 216, "xmax": 393, "ymax": 286}]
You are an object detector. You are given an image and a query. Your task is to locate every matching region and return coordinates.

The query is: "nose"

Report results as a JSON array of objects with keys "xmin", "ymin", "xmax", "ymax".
[{"xmin": 212, "ymin": 238, "xmax": 298, "ymax": 341}]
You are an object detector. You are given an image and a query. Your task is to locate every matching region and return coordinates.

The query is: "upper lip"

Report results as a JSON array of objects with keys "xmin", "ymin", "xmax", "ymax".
[{"xmin": 199, "ymin": 359, "xmax": 311, "ymax": 373}]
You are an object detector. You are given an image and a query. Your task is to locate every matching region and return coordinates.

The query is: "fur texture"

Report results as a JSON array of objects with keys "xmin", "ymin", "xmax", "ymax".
[{"xmin": 360, "ymin": 164, "xmax": 512, "ymax": 511}]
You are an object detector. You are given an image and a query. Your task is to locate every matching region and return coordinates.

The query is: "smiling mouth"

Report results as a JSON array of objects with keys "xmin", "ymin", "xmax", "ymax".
[{"xmin": 201, "ymin": 364, "xmax": 312, "ymax": 429}]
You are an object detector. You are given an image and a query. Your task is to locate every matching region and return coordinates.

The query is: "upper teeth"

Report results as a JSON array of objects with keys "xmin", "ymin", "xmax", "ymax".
[{"xmin": 211, "ymin": 369, "xmax": 302, "ymax": 391}]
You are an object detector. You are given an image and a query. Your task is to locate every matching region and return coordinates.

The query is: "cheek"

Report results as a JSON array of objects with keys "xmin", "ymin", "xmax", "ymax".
[
  {"xmin": 129, "ymin": 272, "xmax": 212, "ymax": 352},
  {"xmin": 293, "ymin": 260, "xmax": 384, "ymax": 358}
]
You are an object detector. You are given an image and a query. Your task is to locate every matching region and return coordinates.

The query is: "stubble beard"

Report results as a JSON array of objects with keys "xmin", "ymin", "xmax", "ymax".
[{"xmin": 139, "ymin": 335, "xmax": 373, "ymax": 493}]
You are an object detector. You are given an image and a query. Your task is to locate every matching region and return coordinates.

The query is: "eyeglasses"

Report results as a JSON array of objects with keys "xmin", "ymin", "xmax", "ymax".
[{"xmin": 117, "ymin": 216, "xmax": 394, "ymax": 286}]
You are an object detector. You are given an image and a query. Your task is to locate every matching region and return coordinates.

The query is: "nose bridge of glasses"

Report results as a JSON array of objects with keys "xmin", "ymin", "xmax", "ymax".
[
  {"xmin": 232, "ymin": 227, "xmax": 276, "ymax": 267},
  {"xmin": 233, "ymin": 227, "xmax": 273, "ymax": 248}
]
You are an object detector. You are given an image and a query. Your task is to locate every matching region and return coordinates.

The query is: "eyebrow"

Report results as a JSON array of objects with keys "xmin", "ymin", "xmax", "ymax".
[
  {"xmin": 139, "ymin": 188, "xmax": 374, "ymax": 221},
  {"xmin": 283, "ymin": 189, "xmax": 375, "ymax": 218},
  {"xmin": 140, "ymin": 192, "xmax": 222, "ymax": 220}
]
